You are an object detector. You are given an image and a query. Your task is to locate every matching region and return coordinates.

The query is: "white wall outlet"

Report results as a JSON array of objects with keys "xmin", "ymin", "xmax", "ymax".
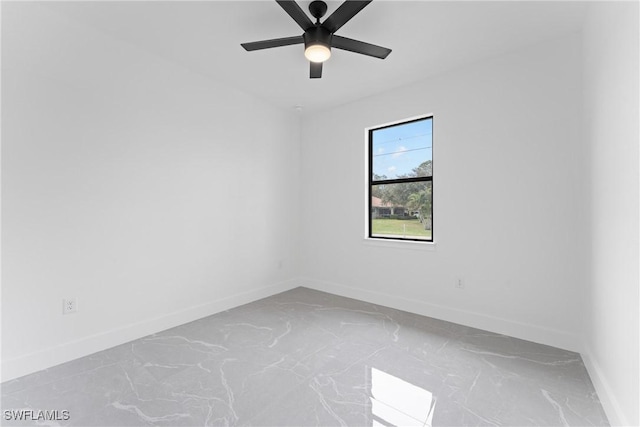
[
  {"xmin": 455, "ymin": 278, "xmax": 465, "ymax": 289},
  {"xmin": 63, "ymin": 298, "xmax": 78, "ymax": 314}
]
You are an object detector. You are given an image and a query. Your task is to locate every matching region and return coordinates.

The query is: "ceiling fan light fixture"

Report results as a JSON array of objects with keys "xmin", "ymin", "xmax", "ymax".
[
  {"xmin": 305, "ymin": 43, "xmax": 331, "ymax": 62},
  {"xmin": 303, "ymin": 26, "xmax": 332, "ymax": 63}
]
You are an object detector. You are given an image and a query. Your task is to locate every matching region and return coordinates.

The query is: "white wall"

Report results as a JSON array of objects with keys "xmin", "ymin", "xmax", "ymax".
[
  {"xmin": 1, "ymin": 3, "xmax": 300, "ymax": 381},
  {"xmin": 299, "ymin": 34, "xmax": 587, "ymax": 352},
  {"xmin": 582, "ymin": 2, "xmax": 639, "ymax": 426}
]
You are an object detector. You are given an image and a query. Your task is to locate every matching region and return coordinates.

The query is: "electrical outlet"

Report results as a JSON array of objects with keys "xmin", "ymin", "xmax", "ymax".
[
  {"xmin": 455, "ymin": 279, "xmax": 465, "ymax": 290},
  {"xmin": 63, "ymin": 298, "xmax": 78, "ymax": 315}
]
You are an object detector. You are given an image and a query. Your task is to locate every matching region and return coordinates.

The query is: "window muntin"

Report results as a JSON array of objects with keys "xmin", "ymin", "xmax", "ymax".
[{"xmin": 368, "ymin": 117, "xmax": 433, "ymax": 242}]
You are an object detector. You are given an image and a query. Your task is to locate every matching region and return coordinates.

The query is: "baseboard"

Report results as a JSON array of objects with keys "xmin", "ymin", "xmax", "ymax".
[
  {"xmin": 581, "ymin": 346, "xmax": 631, "ymax": 426},
  {"xmin": 1, "ymin": 279, "xmax": 299, "ymax": 382},
  {"xmin": 299, "ymin": 277, "xmax": 582, "ymax": 353}
]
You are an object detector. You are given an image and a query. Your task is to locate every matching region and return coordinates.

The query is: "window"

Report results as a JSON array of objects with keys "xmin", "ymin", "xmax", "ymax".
[{"xmin": 368, "ymin": 116, "xmax": 433, "ymax": 242}]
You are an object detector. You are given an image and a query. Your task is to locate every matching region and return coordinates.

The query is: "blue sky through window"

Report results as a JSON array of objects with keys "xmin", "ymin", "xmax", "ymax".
[{"xmin": 372, "ymin": 118, "xmax": 432, "ymax": 179}]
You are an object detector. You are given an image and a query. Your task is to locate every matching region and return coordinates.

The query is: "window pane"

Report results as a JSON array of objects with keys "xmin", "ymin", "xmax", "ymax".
[
  {"xmin": 371, "ymin": 181, "xmax": 432, "ymax": 240},
  {"xmin": 372, "ymin": 118, "xmax": 432, "ymax": 181}
]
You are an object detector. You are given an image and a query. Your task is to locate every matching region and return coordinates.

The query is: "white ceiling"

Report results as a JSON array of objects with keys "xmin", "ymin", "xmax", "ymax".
[{"xmin": 39, "ymin": 1, "xmax": 587, "ymax": 115}]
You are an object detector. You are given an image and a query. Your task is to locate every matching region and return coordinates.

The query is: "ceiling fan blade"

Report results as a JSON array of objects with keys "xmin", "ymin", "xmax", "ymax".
[
  {"xmin": 241, "ymin": 35, "xmax": 304, "ymax": 51},
  {"xmin": 322, "ymin": 1, "xmax": 372, "ymax": 33},
  {"xmin": 276, "ymin": 0, "xmax": 314, "ymax": 31},
  {"xmin": 310, "ymin": 61, "xmax": 323, "ymax": 78},
  {"xmin": 332, "ymin": 35, "xmax": 391, "ymax": 59}
]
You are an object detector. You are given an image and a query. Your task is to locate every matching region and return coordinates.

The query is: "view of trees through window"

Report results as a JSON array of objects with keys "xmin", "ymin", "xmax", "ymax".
[{"xmin": 369, "ymin": 117, "xmax": 433, "ymax": 241}]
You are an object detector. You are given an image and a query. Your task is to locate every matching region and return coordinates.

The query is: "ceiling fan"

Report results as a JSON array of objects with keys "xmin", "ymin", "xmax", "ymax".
[{"xmin": 241, "ymin": 0, "xmax": 391, "ymax": 79}]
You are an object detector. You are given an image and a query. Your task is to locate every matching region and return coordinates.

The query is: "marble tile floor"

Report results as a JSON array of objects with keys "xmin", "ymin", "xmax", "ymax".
[{"xmin": 1, "ymin": 287, "xmax": 609, "ymax": 426}]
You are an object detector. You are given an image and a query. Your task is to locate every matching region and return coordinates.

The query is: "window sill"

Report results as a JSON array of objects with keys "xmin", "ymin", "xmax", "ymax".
[{"xmin": 363, "ymin": 237, "xmax": 437, "ymax": 251}]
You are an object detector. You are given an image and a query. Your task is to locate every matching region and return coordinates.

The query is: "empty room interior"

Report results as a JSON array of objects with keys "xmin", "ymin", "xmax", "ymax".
[{"xmin": 1, "ymin": 0, "xmax": 639, "ymax": 426}]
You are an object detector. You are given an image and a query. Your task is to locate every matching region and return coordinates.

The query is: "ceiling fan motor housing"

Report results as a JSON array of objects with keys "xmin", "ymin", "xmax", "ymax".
[{"xmin": 304, "ymin": 26, "xmax": 332, "ymax": 51}]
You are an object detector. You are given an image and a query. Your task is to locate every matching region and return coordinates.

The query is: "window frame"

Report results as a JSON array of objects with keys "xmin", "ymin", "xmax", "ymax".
[{"xmin": 367, "ymin": 115, "xmax": 434, "ymax": 243}]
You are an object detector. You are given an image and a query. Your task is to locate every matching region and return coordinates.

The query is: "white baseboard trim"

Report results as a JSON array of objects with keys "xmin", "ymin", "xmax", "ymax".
[
  {"xmin": 1, "ymin": 279, "xmax": 299, "ymax": 382},
  {"xmin": 581, "ymin": 346, "xmax": 631, "ymax": 427},
  {"xmin": 299, "ymin": 277, "xmax": 582, "ymax": 353}
]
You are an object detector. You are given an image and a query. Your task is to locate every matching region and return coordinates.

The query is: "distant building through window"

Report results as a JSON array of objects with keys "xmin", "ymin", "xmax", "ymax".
[{"xmin": 368, "ymin": 116, "xmax": 433, "ymax": 242}]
